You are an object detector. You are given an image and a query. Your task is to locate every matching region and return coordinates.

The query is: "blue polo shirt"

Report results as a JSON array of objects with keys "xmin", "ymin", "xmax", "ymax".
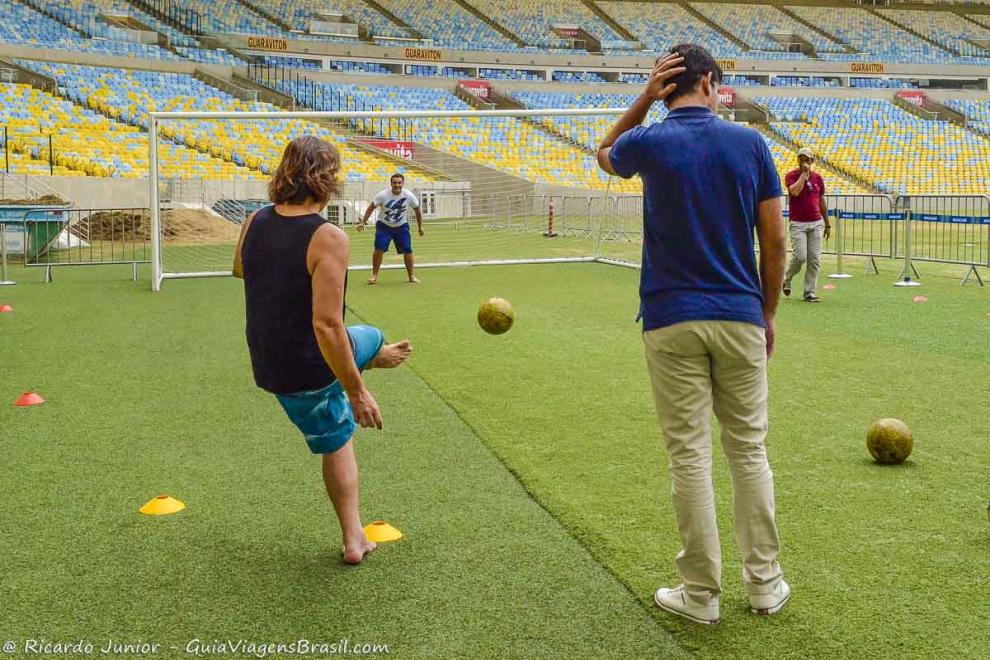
[{"xmin": 609, "ymin": 106, "xmax": 782, "ymax": 331}]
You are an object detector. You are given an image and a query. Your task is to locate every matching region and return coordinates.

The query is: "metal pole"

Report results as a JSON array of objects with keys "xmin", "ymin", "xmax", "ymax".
[
  {"xmin": 0, "ymin": 224, "xmax": 16, "ymax": 286},
  {"xmin": 4, "ymin": 126, "xmax": 8, "ymax": 173},
  {"xmin": 829, "ymin": 208, "xmax": 851, "ymax": 279},
  {"xmin": 149, "ymin": 118, "xmax": 162, "ymax": 291},
  {"xmin": 48, "ymin": 134, "xmax": 53, "ymax": 175},
  {"xmin": 895, "ymin": 206, "xmax": 921, "ymax": 287}
]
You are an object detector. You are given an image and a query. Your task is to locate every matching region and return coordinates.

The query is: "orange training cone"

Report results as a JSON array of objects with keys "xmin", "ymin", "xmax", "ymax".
[
  {"xmin": 363, "ymin": 521, "xmax": 402, "ymax": 543},
  {"xmin": 139, "ymin": 495, "xmax": 186, "ymax": 515},
  {"xmin": 0, "ymin": 305, "xmax": 12, "ymax": 313},
  {"xmin": 14, "ymin": 392, "xmax": 45, "ymax": 407}
]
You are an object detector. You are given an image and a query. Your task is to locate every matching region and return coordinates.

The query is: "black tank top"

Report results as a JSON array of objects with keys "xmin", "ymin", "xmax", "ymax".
[{"xmin": 242, "ymin": 205, "xmax": 344, "ymax": 394}]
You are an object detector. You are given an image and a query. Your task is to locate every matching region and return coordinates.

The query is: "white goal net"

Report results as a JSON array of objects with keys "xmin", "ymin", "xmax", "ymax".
[{"xmin": 148, "ymin": 108, "xmax": 645, "ymax": 291}]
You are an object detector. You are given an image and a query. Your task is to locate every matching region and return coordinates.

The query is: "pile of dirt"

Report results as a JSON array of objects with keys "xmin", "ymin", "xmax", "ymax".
[
  {"xmin": 84, "ymin": 210, "xmax": 151, "ymax": 241},
  {"xmin": 162, "ymin": 208, "xmax": 241, "ymax": 243},
  {"xmin": 76, "ymin": 208, "xmax": 239, "ymax": 243},
  {"xmin": 0, "ymin": 195, "xmax": 69, "ymax": 206}
]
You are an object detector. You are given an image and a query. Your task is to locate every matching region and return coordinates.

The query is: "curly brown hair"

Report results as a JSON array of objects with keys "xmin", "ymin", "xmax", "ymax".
[{"xmin": 268, "ymin": 136, "xmax": 341, "ymax": 206}]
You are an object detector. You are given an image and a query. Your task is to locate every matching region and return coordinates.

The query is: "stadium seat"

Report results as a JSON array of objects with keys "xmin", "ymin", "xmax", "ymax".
[
  {"xmin": 0, "ymin": 0, "xmax": 177, "ymax": 60},
  {"xmin": 690, "ymin": 3, "xmax": 846, "ymax": 54},
  {"xmin": 374, "ymin": 0, "xmax": 524, "ymax": 50},
  {"xmin": 754, "ymin": 95, "xmax": 990, "ymax": 195},
  {"xmin": 0, "ymin": 80, "xmax": 255, "ymax": 179},
  {"xmin": 785, "ymin": 5, "xmax": 963, "ymax": 64},
  {"xmin": 878, "ymin": 8, "xmax": 990, "ymax": 60},
  {"xmin": 15, "ymin": 63, "xmax": 433, "ymax": 184},
  {"xmin": 267, "ymin": 0, "xmax": 412, "ymax": 39},
  {"xmin": 469, "ymin": 0, "xmax": 624, "ymax": 49}
]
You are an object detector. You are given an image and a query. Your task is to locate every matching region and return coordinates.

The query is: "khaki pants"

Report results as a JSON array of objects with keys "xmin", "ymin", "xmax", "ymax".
[
  {"xmin": 785, "ymin": 219, "xmax": 824, "ymax": 297},
  {"xmin": 643, "ymin": 321, "xmax": 783, "ymax": 605}
]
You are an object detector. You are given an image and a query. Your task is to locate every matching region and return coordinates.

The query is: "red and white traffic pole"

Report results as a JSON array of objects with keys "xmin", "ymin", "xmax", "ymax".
[{"xmin": 544, "ymin": 199, "xmax": 558, "ymax": 238}]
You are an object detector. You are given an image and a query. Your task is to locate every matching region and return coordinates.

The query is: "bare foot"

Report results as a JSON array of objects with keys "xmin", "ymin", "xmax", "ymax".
[
  {"xmin": 408, "ymin": 276, "xmax": 420, "ymax": 284},
  {"xmin": 367, "ymin": 276, "xmax": 378, "ymax": 285},
  {"xmin": 342, "ymin": 538, "xmax": 377, "ymax": 565},
  {"xmin": 369, "ymin": 340, "xmax": 412, "ymax": 369}
]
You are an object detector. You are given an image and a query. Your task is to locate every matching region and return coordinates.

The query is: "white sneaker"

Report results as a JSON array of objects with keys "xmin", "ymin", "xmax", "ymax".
[
  {"xmin": 653, "ymin": 585, "xmax": 719, "ymax": 625},
  {"xmin": 749, "ymin": 580, "xmax": 791, "ymax": 616}
]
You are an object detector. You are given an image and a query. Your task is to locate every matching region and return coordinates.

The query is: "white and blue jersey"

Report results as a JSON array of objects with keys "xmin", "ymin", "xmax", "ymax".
[{"xmin": 373, "ymin": 189, "xmax": 419, "ymax": 228}]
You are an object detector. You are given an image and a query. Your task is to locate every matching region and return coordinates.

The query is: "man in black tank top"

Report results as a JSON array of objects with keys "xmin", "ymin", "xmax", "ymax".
[{"xmin": 233, "ymin": 136, "xmax": 413, "ymax": 565}]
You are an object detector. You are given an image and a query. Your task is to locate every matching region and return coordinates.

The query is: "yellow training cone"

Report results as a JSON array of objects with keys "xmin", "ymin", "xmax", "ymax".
[
  {"xmin": 363, "ymin": 521, "xmax": 402, "ymax": 543},
  {"xmin": 140, "ymin": 495, "xmax": 186, "ymax": 516}
]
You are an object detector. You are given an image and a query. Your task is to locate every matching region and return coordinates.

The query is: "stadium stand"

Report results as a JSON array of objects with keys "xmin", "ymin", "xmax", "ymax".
[
  {"xmin": 166, "ymin": 0, "xmax": 285, "ymax": 37},
  {"xmin": 374, "ymin": 0, "xmax": 522, "ymax": 50},
  {"xmin": 266, "ymin": 0, "xmax": 412, "ymax": 39},
  {"xmin": 755, "ymin": 96, "xmax": 990, "ymax": 195},
  {"xmin": 511, "ymin": 91, "xmax": 664, "ymax": 149},
  {"xmin": 0, "ymin": 81, "xmax": 255, "ymax": 179},
  {"xmin": 689, "ymin": 2, "xmax": 846, "ymax": 53},
  {"xmin": 176, "ymin": 47, "xmax": 244, "ymax": 66},
  {"xmin": 0, "ymin": 0, "xmax": 176, "ymax": 59},
  {"xmin": 17, "ymin": 62, "xmax": 433, "ymax": 184},
  {"xmin": 723, "ymin": 75, "xmax": 762, "ymax": 86},
  {"xmin": 513, "ymin": 90, "xmax": 864, "ymax": 194},
  {"xmin": 330, "ymin": 61, "xmax": 391, "ymax": 75},
  {"xmin": 771, "ymin": 76, "xmax": 839, "ymax": 88},
  {"xmin": 276, "ymin": 81, "xmax": 635, "ymax": 191},
  {"xmin": 440, "ymin": 67, "xmax": 472, "ymax": 78},
  {"xmin": 261, "ymin": 56, "xmax": 322, "ymax": 70},
  {"xmin": 406, "ymin": 65, "xmax": 440, "ymax": 77},
  {"xmin": 850, "ymin": 78, "xmax": 920, "ymax": 89},
  {"xmin": 470, "ymin": 0, "xmax": 624, "ymax": 49},
  {"xmin": 784, "ymin": 5, "xmax": 960, "ymax": 63},
  {"xmin": 480, "ymin": 69, "xmax": 543, "ymax": 81},
  {"xmin": 29, "ymin": 0, "xmax": 199, "ymax": 46},
  {"xmin": 0, "ymin": 0, "xmax": 987, "ymax": 202},
  {"xmin": 618, "ymin": 72, "xmax": 648, "ymax": 84},
  {"xmin": 943, "ymin": 99, "xmax": 990, "ymax": 136},
  {"xmin": 597, "ymin": 1, "xmax": 745, "ymax": 56},
  {"xmin": 878, "ymin": 7, "xmax": 990, "ymax": 58},
  {"xmin": 552, "ymin": 71, "xmax": 608, "ymax": 84}
]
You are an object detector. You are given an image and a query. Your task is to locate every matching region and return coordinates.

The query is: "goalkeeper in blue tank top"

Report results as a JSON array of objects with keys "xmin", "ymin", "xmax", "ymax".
[{"xmin": 234, "ymin": 136, "xmax": 413, "ymax": 565}]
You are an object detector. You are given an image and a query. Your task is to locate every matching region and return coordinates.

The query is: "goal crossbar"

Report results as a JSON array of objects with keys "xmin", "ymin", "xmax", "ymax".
[{"xmin": 147, "ymin": 108, "xmax": 627, "ymax": 121}]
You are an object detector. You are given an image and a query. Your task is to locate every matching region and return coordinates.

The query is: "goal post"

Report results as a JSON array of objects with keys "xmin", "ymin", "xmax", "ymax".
[{"xmin": 147, "ymin": 107, "xmax": 643, "ymax": 291}]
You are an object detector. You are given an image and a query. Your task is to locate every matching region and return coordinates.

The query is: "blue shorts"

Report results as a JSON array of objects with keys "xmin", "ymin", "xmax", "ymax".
[
  {"xmin": 374, "ymin": 222, "xmax": 413, "ymax": 254},
  {"xmin": 275, "ymin": 325, "xmax": 385, "ymax": 454}
]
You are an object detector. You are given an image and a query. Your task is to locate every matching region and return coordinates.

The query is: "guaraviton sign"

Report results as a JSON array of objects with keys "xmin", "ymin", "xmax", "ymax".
[
  {"xmin": 404, "ymin": 48, "xmax": 442, "ymax": 61},
  {"xmin": 246, "ymin": 37, "xmax": 288, "ymax": 51}
]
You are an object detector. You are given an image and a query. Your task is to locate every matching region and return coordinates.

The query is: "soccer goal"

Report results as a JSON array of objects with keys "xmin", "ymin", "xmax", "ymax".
[{"xmin": 147, "ymin": 108, "xmax": 644, "ymax": 291}]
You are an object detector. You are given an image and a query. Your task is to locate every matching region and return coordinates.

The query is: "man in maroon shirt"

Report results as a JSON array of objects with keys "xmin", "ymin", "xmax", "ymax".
[{"xmin": 783, "ymin": 148, "xmax": 830, "ymax": 302}]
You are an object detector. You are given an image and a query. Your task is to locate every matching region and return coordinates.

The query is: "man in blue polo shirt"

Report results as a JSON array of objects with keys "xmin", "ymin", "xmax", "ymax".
[{"xmin": 598, "ymin": 45, "xmax": 789, "ymax": 625}]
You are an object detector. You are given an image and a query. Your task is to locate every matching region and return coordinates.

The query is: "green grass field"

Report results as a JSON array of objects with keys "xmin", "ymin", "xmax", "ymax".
[{"xmin": 1, "ymin": 257, "xmax": 988, "ymax": 659}]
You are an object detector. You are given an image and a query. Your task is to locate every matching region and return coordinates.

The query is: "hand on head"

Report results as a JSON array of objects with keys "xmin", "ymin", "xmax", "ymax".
[{"xmin": 645, "ymin": 53, "xmax": 687, "ymax": 102}]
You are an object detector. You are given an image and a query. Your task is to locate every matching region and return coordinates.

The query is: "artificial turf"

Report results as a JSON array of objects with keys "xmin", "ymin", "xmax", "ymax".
[
  {"xmin": 0, "ymin": 265, "xmax": 681, "ymax": 660},
  {"xmin": 2, "ymin": 256, "xmax": 989, "ymax": 659},
  {"xmin": 346, "ymin": 260, "xmax": 990, "ymax": 659}
]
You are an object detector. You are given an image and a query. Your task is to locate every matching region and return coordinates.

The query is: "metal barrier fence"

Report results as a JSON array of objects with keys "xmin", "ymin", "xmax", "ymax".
[
  {"xmin": 23, "ymin": 208, "xmax": 151, "ymax": 282},
  {"xmin": 3, "ymin": 195, "xmax": 987, "ymax": 287},
  {"xmin": 895, "ymin": 195, "xmax": 990, "ymax": 285},
  {"xmin": 827, "ymin": 194, "xmax": 899, "ymax": 278}
]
